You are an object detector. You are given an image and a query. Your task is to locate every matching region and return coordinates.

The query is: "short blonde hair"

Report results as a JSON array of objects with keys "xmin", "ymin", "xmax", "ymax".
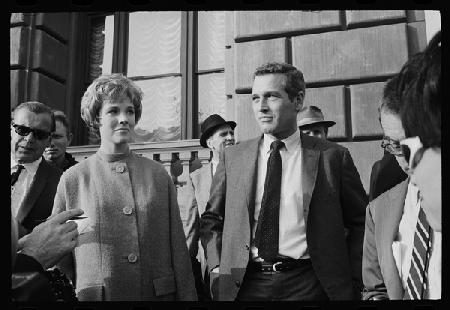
[{"xmin": 80, "ymin": 73, "xmax": 143, "ymax": 128}]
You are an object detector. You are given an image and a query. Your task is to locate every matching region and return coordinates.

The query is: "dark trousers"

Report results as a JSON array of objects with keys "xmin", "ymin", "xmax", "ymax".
[{"xmin": 235, "ymin": 260, "xmax": 328, "ymax": 301}]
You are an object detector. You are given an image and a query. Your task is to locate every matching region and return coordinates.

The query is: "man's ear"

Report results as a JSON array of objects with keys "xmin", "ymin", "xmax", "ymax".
[
  {"xmin": 67, "ymin": 133, "xmax": 73, "ymax": 146},
  {"xmin": 294, "ymin": 91, "xmax": 305, "ymax": 112},
  {"xmin": 206, "ymin": 138, "xmax": 213, "ymax": 150}
]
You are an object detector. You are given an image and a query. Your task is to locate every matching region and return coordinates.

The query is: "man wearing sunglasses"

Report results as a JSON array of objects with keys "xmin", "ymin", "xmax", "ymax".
[
  {"xmin": 11, "ymin": 101, "xmax": 63, "ymax": 238},
  {"xmin": 363, "ymin": 41, "xmax": 440, "ymax": 300}
]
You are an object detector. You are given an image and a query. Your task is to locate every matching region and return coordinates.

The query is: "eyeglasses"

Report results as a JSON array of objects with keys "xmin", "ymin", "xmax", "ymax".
[
  {"xmin": 400, "ymin": 136, "xmax": 425, "ymax": 171},
  {"xmin": 11, "ymin": 122, "xmax": 51, "ymax": 140},
  {"xmin": 380, "ymin": 137, "xmax": 403, "ymax": 156}
]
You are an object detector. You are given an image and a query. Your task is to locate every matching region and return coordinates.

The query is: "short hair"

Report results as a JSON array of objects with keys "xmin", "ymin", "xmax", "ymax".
[
  {"xmin": 80, "ymin": 73, "xmax": 143, "ymax": 128},
  {"xmin": 398, "ymin": 31, "xmax": 441, "ymax": 148},
  {"xmin": 52, "ymin": 110, "xmax": 71, "ymax": 137},
  {"xmin": 253, "ymin": 62, "xmax": 306, "ymax": 101},
  {"xmin": 12, "ymin": 101, "xmax": 55, "ymax": 132},
  {"xmin": 379, "ymin": 52, "xmax": 424, "ymax": 116}
]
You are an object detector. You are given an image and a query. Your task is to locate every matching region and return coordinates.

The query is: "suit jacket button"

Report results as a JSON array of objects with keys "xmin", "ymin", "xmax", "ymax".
[
  {"xmin": 235, "ymin": 280, "xmax": 240, "ymax": 287},
  {"xmin": 123, "ymin": 207, "xmax": 133, "ymax": 215},
  {"xmin": 128, "ymin": 253, "xmax": 138, "ymax": 263},
  {"xmin": 245, "ymin": 244, "xmax": 250, "ymax": 250},
  {"xmin": 115, "ymin": 165, "xmax": 125, "ymax": 173}
]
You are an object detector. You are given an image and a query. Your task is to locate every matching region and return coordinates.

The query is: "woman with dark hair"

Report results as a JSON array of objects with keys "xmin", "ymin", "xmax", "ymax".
[{"xmin": 52, "ymin": 74, "xmax": 197, "ymax": 301}]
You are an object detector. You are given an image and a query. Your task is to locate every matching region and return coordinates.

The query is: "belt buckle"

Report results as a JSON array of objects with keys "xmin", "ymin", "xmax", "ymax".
[{"xmin": 272, "ymin": 261, "xmax": 282, "ymax": 272}]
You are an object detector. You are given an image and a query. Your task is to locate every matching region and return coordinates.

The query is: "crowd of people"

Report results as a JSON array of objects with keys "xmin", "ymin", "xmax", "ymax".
[{"xmin": 11, "ymin": 30, "xmax": 440, "ymax": 302}]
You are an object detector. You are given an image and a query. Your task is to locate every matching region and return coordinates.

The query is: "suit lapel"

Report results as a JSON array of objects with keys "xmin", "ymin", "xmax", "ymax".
[
  {"xmin": 238, "ymin": 137, "xmax": 261, "ymax": 226},
  {"xmin": 300, "ymin": 134, "xmax": 320, "ymax": 217},
  {"xmin": 379, "ymin": 179, "xmax": 409, "ymax": 299},
  {"xmin": 16, "ymin": 160, "xmax": 49, "ymax": 223}
]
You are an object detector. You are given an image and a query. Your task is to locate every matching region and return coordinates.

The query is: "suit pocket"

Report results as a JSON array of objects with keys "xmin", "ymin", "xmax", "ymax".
[
  {"xmin": 77, "ymin": 284, "xmax": 104, "ymax": 301},
  {"xmin": 153, "ymin": 275, "xmax": 176, "ymax": 296}
]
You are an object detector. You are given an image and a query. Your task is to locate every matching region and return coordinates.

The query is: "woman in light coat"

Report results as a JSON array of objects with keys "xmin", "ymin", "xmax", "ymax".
[{"xmin": 52, "ymin": 74, "xmax": 197, "ymax": 301}]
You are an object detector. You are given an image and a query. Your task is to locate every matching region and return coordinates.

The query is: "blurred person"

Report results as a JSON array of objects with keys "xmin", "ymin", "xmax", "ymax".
[
  {"xmin": 184, "ymin": 114, "xmax": 236, "ymax": 300},
  {"xmin": 297, "ymin": 105, "xmax": 335, "ymax": 140},
  {"xmin": 52, "ymin": 73, "xmax": 197, "ymax": 301},
  {"xmin": 44, "ymin": 110, "xmax": 78, "ymax": 171},
  {"xmin": 11, "ymin": 101, "xmax": 62, "ymax": 238},
  {"xmin": 200, "ymin": 62, "xmax": 367, "ymax": 301},
  {"xmin": 363, "ymin": 44, "xmax": 440, "ymax": 300},
  {"xmin": 399, "ymin": 31, "xmax": 441, "ymax": 232},
  {"xmin": 12, "ymin": 208, "xmax": 83, "ymax": 301}
]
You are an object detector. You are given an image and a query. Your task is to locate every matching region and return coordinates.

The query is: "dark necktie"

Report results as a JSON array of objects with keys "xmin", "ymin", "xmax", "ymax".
[
  {"xmin": 11, "ymin": 165, "xmax": 24, "ymax": 186},
  {"xmin": 254, "ymin": 140, "xmax": 284, "ymax": 262},
  {"xmin": 404, "ymin": 197, "xmax": 432, "ymax": 299}
]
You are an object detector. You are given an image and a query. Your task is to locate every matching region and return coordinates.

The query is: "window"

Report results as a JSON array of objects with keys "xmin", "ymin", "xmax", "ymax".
[{"xmin": 86, "ymin": 11, "xmax": 226, "ymax": 144}]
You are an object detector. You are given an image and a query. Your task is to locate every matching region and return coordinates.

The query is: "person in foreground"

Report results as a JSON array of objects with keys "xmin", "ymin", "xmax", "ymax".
[
  {"xmin": 12, "ymin": 208, "xmax": 83, "ymax": 301},
  {"xmin": 362, "ymin": 31, "xmax": 441, "ymax": 300},
  {"xmin": 200, "ymin": 62, "xmax": 368, "ymax": 301},
  {"xmin": 52, "ymin": 73, "xmax": 197, "ymax": 301}
]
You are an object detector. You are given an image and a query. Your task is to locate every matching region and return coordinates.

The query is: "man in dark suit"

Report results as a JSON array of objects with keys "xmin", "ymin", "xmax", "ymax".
[
  {"xmin": 11, "ymin": 101, "xmax": 63, "ymax": 238},
  {"xmin": 368, "ymin": 152, "xmax": 407, "ymax": 202},
  {"xmin": 200, "ymin": 62, "xmax": 368, "ymax": 301}
]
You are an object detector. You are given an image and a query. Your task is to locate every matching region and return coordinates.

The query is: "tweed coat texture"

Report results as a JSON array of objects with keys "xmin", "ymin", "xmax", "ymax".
[
  {"xmin": 200, "ymin": 133, "xmax": 368, "ymax": 300},
  {"xmin": 13, "ymin": 158, "xmax": 62, "ymax": 238},
  {"xmin": 52, "ymin": 150, "xmax": 197, "ymax": 301},
  {"xmin": 362, "ymin": 179, "xmax": 409, "ymax": 300}
]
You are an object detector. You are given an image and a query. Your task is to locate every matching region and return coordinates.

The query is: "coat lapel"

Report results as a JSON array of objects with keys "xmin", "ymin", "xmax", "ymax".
[
  {"xmin": 16, "ymin": 160, "xmax": 49, "ymax": 223},
  {"xmin": 300, "ymin": 134, "xmax": 320, "ymax": 217},
  {"xmin": 237, "ymin": 137, "xmax": 261, "ymax": 226},
  {"xmin": 379, "ymin": 179, "xmax": 409, "ymax": 299}
]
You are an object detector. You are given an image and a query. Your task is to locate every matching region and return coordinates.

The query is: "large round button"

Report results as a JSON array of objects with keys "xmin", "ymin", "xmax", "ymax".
[
  {"xmin": 128, "ymin": 253, "xmax": 138, "ymax": 263},
  {"xmin": 123, "ymin": 207, "xmax": 133, "ymax": 215},
  {"xmin": 115, "ymin": 166, "xmax": 125, "ymax": 173}
]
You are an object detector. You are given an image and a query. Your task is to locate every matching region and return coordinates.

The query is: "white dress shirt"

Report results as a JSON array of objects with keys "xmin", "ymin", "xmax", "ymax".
[
  {"xmin": 251, "ymin": 128, "xmax": 309, "ymax": 261},
  {"xmin": 11, "ymin": 155, "xmax": 42, "ymax": 217},
  {"xmin": 392, "ymin": 181, "xmax": 441, "ymax": 299}
]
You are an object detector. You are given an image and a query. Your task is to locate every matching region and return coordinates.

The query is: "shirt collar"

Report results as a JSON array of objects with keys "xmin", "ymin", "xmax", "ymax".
[
  {"xmin": 11, "ymin": 154, "xmax": 42, "ymax": 174},
  {"xmin": 262, "ymin": 128, "xmax": 301, "ymax": 154}
]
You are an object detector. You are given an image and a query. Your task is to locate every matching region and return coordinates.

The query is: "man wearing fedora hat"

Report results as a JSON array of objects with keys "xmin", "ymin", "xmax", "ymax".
[
  {"xmin": 297, "ymin": 106, "xmax": 335, "ymax": 140},
  {"xmin": 184, "ymin": 114, "xmax": 236, "ymax": 300}
]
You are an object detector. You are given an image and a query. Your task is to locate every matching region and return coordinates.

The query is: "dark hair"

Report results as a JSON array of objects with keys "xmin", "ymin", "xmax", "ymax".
[
  {"xmin": 52, "ymin": 110, "xmax": 71, "ymax": 137},
  {"xmin": 398, "ymin": 31, "xmax": 441, "ymax": 148},
  {"xmin": 253, "ymin": 62, "xmax": 305, "ymax": 101},
  {"xmin": 12, "ymin": 101, "xmax": 56, "ymax": 132},
  {"xmin": 379, "ymin": 52, "xmax": 424, "ymax": 116}
]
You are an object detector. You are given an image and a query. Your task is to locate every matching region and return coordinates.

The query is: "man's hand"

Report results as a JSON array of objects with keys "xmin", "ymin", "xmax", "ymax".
[{"xmin": 18, "ymin": 209, "xmax": 84, "ymax": 269}]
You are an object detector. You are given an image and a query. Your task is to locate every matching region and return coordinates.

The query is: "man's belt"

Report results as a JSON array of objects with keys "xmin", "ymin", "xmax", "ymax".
[{"xmin": 248, "ymin": 258, "xmax": 311, "ymax": 272}]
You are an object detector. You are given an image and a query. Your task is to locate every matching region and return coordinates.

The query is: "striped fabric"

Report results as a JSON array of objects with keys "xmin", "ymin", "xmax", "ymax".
[{"xmin": 404, "ymin": 204, "xmax": 432, "ymax": 299}]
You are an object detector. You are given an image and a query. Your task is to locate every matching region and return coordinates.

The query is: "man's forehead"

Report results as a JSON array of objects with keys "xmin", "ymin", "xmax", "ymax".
[
  {"xmin": 14, "ymin": 109, "xmax": 52, "ymax": 128},
  {"xmin": 213, "ymin": 124, "xmax": 234, "ymax": 134},
  {"xmin": 252, "ymin": 74, "xmax": 286, "ymax": 92}
]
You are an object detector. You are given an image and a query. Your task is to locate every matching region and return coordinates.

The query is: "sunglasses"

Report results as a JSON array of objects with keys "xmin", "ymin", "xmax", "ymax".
[
  {"xmin": 380, "ymin": 137, "xmax": 403, "ymax": 156},
  {"xmin": 400, "ymin": 136, "xmax": 425, "ymax": 171},
  {"xmin": 11, "ymin": 122, "xmax": 51, "ymax": 140}
]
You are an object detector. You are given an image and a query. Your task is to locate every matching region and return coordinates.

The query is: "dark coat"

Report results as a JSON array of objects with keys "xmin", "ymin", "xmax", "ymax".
[{"xmin": 14, "ymin": 158, "xmax": 62, "ymax": 237}]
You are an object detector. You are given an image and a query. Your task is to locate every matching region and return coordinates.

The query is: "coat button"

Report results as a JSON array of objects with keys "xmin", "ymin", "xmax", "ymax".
[
  {"xmin": 245, "ymin": 244, "xmax": 250, "ymax": 250},
  {"xmin": 115, "ymin": 166, "xmax": 125, "ymax": 173},
  {"xmin": 128, "ymin": 253, "xmax": 138, "ymax": 263},
  {"xmin": 123, "ymin": 207, "xmax": 133, "ymax": 215},
  {"xmin": 235, "ymin": 280, "xmax": 240, "ymax": 287}
]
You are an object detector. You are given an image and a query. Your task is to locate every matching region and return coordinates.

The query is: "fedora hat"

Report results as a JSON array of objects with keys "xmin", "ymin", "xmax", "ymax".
[
  {"xmin": 200, "ymin": 114, "xmax": 236, "ymax": 148},
  {"xmin": 297, "ymin": 106, "xmax": 336, "ymax": 128}
]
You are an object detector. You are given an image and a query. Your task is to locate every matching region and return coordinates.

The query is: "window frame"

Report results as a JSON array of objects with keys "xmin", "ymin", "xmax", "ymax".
[{"xmin": 85, "ymin": 11, "xmax": 226, "ymax": 142}]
